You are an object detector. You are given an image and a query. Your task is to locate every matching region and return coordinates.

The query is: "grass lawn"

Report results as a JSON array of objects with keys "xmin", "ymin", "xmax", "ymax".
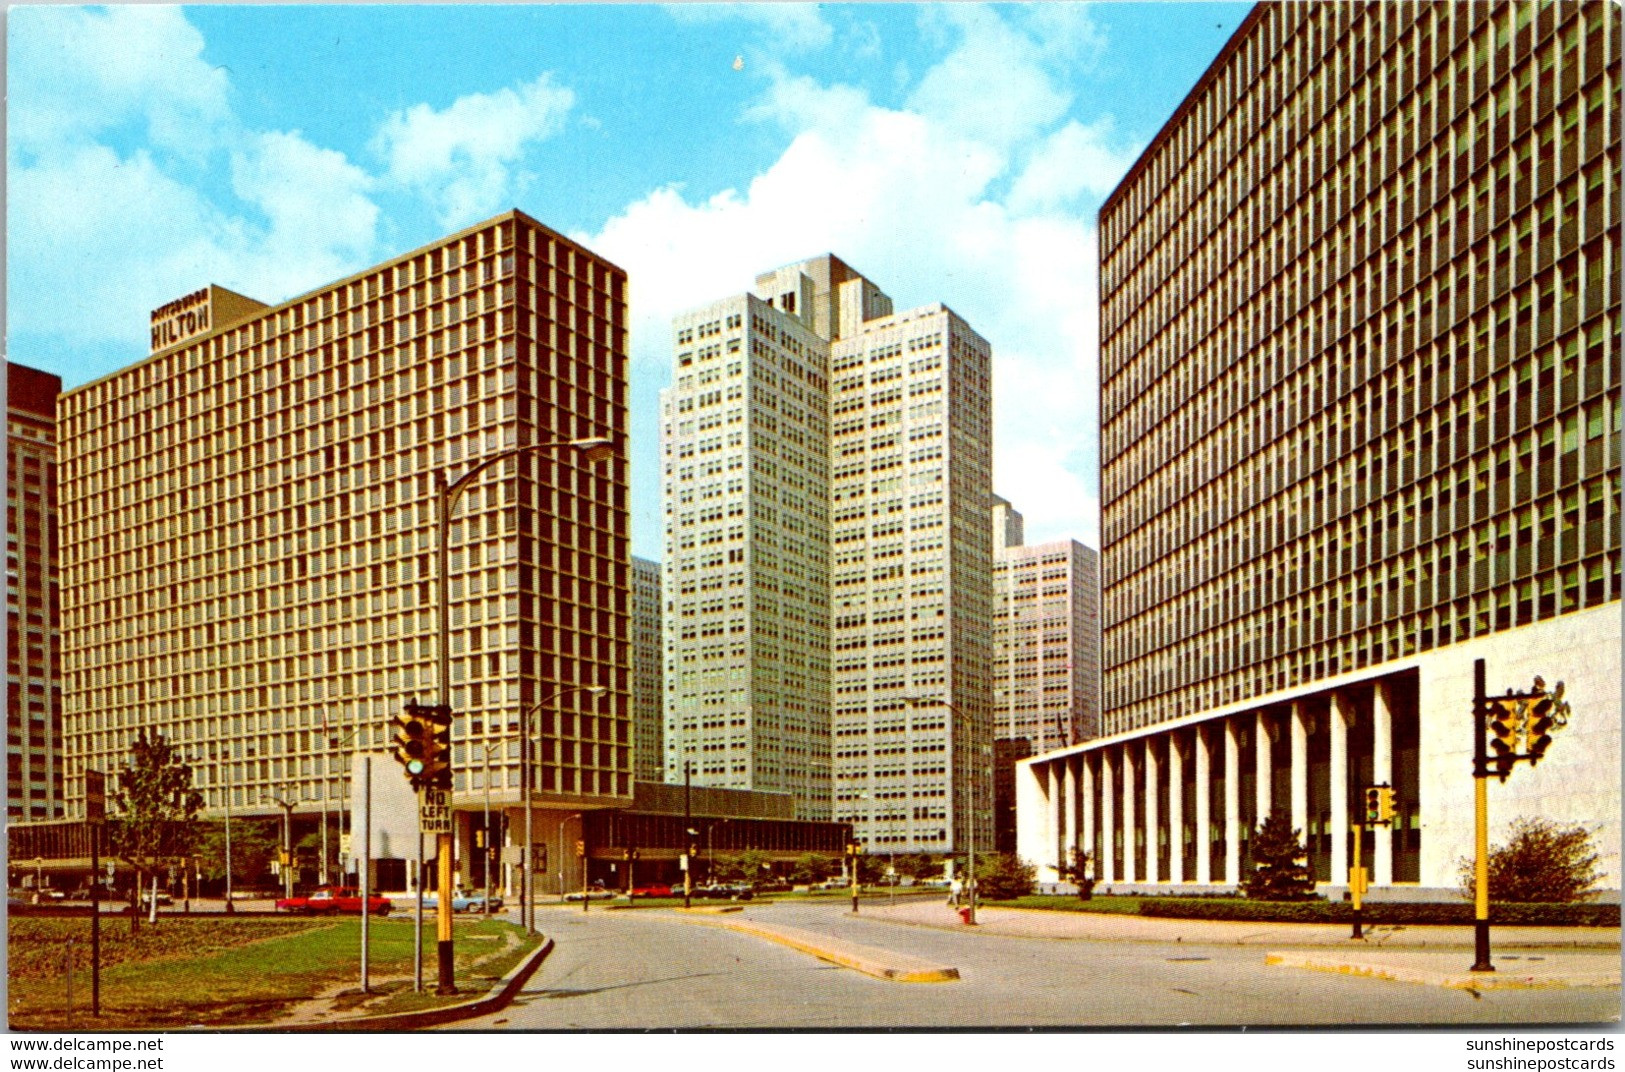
[{"xmin": 9, "ymin": 913, "xmax": 541, "ymax": 1031}]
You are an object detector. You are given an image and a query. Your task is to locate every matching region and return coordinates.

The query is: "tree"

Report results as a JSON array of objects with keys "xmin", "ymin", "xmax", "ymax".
[
  {"xmin": 1457, "ymin": 817, "xmax": 1602, "ymax": 904},
  {"xmin": 1243, "ymin": 813, "xmax": 1316, "ymax": 901},
  {"xmin": 108, "ymin": 730, "xmax": 204, "ymax": 923},
  {"xmin": 712, "ymin": 848, "xmax": 771, "ymax": 884},
  {"xmin": 1061, "ymin": 848, "xmax": 1096, "ymax": 900},
  {"xmin": 891, "ymin": 853, "xmax": 941, "ymax": 883},
  {"xmin": 789, "ymin": 853, "xmax": 834, "ymax": 885},
  {"xmin": 974, "ymin": 853, "xmax": 1036, "ymax": 900},
  {"xmin": 195, "ymin": 818, "xmax": 280, "ymax": 889}
]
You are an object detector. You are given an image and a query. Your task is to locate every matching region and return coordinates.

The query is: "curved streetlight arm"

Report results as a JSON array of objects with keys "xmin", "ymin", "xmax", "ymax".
[{"xmin": 441, "ymin": 438, "xmax": 616, "ymax": 515}]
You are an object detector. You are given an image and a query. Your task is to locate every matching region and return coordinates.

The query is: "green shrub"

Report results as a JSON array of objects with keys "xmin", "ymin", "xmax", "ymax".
[
  {"xmin": 1136, "ymin": 897, "xmax": 1619, "ymax": 927},
  {"xmin": 1457, "ymin": 818, "xmax": 1603, "ymax": 904},
  {"xmin": 974, "ymin": 853, "xmax": 1036, "ymax": 900}
]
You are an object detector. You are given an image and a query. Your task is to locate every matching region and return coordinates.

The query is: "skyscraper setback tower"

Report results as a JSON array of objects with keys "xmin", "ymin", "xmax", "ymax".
[
  {"xmin": 57, "ymin": 212, "xmax": 633, "ymax": 871},
  {"xmin": 8, "ymin": 363, "xmax": 65, "ymax": 820},
  {"xmin": 663, "ymin": 256, "xmax": 993, "ymax": 854}
]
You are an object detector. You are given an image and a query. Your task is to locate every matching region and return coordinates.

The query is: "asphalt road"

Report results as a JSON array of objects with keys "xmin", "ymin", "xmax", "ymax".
[{"xmin": 452, "ymin": 901, "xmax": 1621, "ymax": 1030}]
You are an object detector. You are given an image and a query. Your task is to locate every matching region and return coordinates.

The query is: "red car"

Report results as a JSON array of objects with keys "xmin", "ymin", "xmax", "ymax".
[
  {"xmin": 631, "ymin": 884, "xmax": 672, "ymax": 897},
  {"xmin": 276, "ymin": 886, "xmax": 392, "ymax": 915}
]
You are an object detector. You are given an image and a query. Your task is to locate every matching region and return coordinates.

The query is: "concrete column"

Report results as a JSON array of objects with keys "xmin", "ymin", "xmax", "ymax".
[
  {"xmin": 1100, "ymin": 751, "xmax": 1116, "ymax": 884},
  {"xmin": 1167, "ymin": 732, "xmax": 1185, "ymax": 884},
  {"xmin": 1062, "ymin": 757, "xmax": 1079, "ymax": 876},
  {"xmin": 1120, "ymin": 743, "xmax": 1138, "ymax": 885},
  {"xmin": 1372, "ymin": 681, "xmax": 1395, "ymax": 886},
  {"xmin": 1255, "ymin": 710, "xmax": 1274, "ymax": 824},
  {"xmin": 1330, "ymin": 693, "xmax": 1352, "ymax": 886},
  {"xmin": 1290, "ymin": 702, "xmax": 1309, "ymax": 841},
  {"xmin": 1081, "ymin": 755, "xmax": 1096, "ymax": 879},
  {"xmin": 1224, "ymin": 718, "xmax": 1241, "ymax": 886},
  {"xmin": 1046, "ymin": 762, "xmax": 1064, "ymax": 878},
  {"xmin": 1194, "ymin": 726, "xmax": 1212, "ymax": 884},
  {"xmin": 1143, "ymin": 737, "xmax": 1160, "ymax": 884}
]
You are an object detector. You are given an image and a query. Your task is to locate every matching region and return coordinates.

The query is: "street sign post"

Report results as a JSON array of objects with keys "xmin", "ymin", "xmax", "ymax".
[{"xmin": 419, "ymin": 788, "xmax": 452, "ymax": 835}]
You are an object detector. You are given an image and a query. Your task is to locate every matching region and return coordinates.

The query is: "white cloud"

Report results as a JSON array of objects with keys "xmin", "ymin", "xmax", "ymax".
[
  {"xmin": 372, "ymin": 75, "xmax": 576, "ymax": 229},
  {"xmin": 230, "ymin": 132, "xmax": 381, "ymax": 298},
  {"xmin": 7, "ymin": 6, "xmax": 229, "ymax": 159},
  {"xmin": 663, "ymin": 4, "xmax": 834, "ymax": 51},
  {"xmin": 587, "ymin": 12, "xmax": 1105, "ymax": 547},
  {"xmin": 1009, "ymin": 118, "xmax": 1141, "ymax": 213}
]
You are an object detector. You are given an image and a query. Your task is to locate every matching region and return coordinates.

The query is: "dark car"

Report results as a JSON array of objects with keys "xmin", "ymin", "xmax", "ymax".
[{"xmin": 697, "ymin": 882, "xmax": 754, "ymax": 901}]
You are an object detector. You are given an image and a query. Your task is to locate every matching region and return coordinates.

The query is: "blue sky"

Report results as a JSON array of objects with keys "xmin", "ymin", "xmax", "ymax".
[{"xmin": 7, "ymin": 3, "xmax": 1250, "ymax": 557}]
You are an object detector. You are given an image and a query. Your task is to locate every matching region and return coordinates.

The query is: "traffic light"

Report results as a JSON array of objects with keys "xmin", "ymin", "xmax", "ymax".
[
  {"xmin": 1486, "ymin": 696, "xmax": 1521, "ymax": 781},
  {"xmin": 475, "ymin": 829, "xmax": 486, "ymax": 849},
  {"xmin": 1525, "ymin": 692, "xmax": 1556, "ymax": 764},
  {"xmin": 420, "ymin": 703, "xmax": 452, "ymax": 791},
  {"xmin": 1364, "ymin": 787, "xmax": 1383, "ymax": 825},
  {"xmin": 393, "ymin": 701, "xmax": 453, "ymax": 790},
  {"xmin": 846, "ymin": 842, "xmax": 863, "ymax": 857},
  {"xmin": 1375, "ymin": 786, "xmax": 1394, "ymax": 823},
  {"xmin": 575, "ymin": 840, "xmax": 585, "ymax": 858},
  {"xmin": 393, "ymin": 704, "xmax": 433, "ymax": 785}
]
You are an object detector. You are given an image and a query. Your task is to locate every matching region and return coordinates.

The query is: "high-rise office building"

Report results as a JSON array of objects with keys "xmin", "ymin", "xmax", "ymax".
[
  {"xmin": 631, "ymin": 555, "xmax": 664, "ymax": 783},
  {"xmin": 992, "ymin": 523, "xmax": 1100, "ymax": 753},
  {"xmin": 1019, "ymin": 2, "xmax": 1619, "ymax": 893},
  {"xmin": 7, "ymin": 362, "xmax": 64, "ymax": 820},
  {"xmin": 57, "ymin": 211, "xmax": 632, "ymax": 887},
  {"xmin": 663, "ymin": 256, "xmax": 994, "ymax": 853}
]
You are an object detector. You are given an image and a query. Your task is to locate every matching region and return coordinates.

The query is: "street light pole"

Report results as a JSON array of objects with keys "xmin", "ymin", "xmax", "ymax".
[
  {"xmin": 906, "ymin": 695, "xmax": 983, "ymax": 925},
  {"xmin": 482, "ymin": 741, "xmax": 497, "ymax": 918},
  {"xmin": 267, "ymin": 788, "xmax": 296, "ymax": 902},
  {"xmin": 518, "ymin": 686, "xmax": 607, "ymax": 934},
  {"xmin": 222, "ymin": 747, "xmax": 234, "ymax": 914},
  {"xmin": 437, "ymin": 436, "xmax": 614, "ymax": 989}
]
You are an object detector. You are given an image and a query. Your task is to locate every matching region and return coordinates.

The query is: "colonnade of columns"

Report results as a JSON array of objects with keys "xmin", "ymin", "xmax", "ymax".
[{"xmin": 1032, "ymin": 681, "xmax": 1399, "ymax": 889}]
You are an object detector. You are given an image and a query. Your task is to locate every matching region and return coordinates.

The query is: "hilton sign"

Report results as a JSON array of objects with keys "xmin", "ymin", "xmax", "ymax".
[{"xmin": 150, "ymin": 287, "xmax": 213, "ymax": 351}]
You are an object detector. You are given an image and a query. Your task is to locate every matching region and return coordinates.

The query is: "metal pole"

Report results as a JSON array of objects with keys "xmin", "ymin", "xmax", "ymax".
[
  {"xmin": 281, "ymin": 796, "xmax": 293, "ymax": 902},
  {"xmin": 967, "ymin": 737, "xmax": 978, "ymax": 925},
  {"xmin": 433, "ymin": 470, "xmax": 456, "ymax": 995},
  {"xmin": 1350, "ymin": 820, "xmax": 1364, "ymax": 940},
  {"xmin": 523, "ymin": 725, "xmax": 534, "ymax": 934},
  {"xmin": 684, "ymin": 762, "xmax": 693, "ymax": 909},
  {"xmin": 1471, "ymin": 658, "xmax": 1494, "ymax": 973},
  {"xmin": 414, "ymin": 830, "xmax": 424, "ymax": 992},
  {"xmin": 90, "ymin": 823, "xmax": 100, "ymax": 1017},
  {"xmin": 321, "ymin": 752, "xmax": 330, "ymax": 887},
  {"xmin": 223, "ymin": 755, "xmax": 234, "ymax": 913},
  {"xmin": 483, "ymin": 745, "xmax": 492, "ymax": 917},
  {"xmin": 361, "ymin": 757, "xmax": 371, "ymax": 993}
]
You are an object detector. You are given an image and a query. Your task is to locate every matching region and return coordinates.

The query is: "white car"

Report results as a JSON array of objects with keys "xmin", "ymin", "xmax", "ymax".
[{"xmin": 562, "ymin": 887, "xmax": 616, "ymax": 902}]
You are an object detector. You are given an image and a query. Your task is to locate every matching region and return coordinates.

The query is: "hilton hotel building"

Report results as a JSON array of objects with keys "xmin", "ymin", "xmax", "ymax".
[
  {"xmin": 1018, "ymin": 2, "xmax": 1619, "ymax": 894},
  {"xmin": 57, "ymin": 211, "xmax": 631, "ymax": 888},
  {"xmin": 663, "ymin": 256, "xmax": 994, "ymax": 854}
]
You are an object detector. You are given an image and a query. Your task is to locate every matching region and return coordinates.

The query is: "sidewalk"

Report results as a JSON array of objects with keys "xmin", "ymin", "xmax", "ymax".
[{"xmin": 855, "ymin": 901, "xmax": 1620, "ymax": 990}]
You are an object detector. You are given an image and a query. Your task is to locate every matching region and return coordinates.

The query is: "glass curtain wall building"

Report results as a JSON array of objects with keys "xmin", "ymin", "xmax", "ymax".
[{"xmin": 1018, "ymin": 1, "xmax": 1619, "ymax": 894}]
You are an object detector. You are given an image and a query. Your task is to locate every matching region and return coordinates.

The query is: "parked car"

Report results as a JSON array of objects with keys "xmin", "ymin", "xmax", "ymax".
[
  {"xmin": 140, "ymin": 888, "xmax": 174, "ymax": 907},
  {"xmin": 562, "ymin": 887, "xmax": 616, "ymax": 902},
  {"xmin": 697, "ymin": 882, "xmax": 755, "ymax": 901},
  {"xmin": 813, "ymin": 877, "xmax": 850, "ymax": 890},
  {"xmin": 276, "ymin": 886, "xmax": 392, "ymax": 915},
  {"xmin": 754, "ymin": 880, "xmax": 793, "ymax": 893},
  {"xmin": 421, "ymin": 892, "xmax": 505, "ymax": 913},
  {"xmin": 630, "ymin": 884, "xmax": 672, "ymax": 898}
]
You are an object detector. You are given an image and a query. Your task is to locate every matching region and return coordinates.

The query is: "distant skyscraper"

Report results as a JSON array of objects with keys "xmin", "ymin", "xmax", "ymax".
[
  {"xmin": 57, "ymin": 211, "xmax": 631, "ymax": 893},
  {"xmin": 663, "ymin": 255, "xmax": 994, "ymax": 854},
  {"xmin": 992, "ymin": 515, "xmax": 1100, "ymax": 753},
  {"xmin": 632, "ymin": 556, "xmax": 664, "ymax": 783},
  {"xmin": 1019, "ymin": 2, "xmax": 1619, "ymax": 894},
  {"xmin": 7, "ymin": 362, "xmax": 64, "ymax": 820}
]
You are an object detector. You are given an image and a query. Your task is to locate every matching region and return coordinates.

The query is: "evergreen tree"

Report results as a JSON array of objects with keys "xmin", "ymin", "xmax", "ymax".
[{"xmin": 1243, "ymin": 813, "xmax": 1316, "ymax": 901}]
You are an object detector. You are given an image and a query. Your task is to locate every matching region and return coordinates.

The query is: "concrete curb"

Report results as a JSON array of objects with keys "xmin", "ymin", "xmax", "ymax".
[
  {"xmin": 1265, "ymin": 950, "xmax": 1623, "ymax": 990},
  {"xmin": 684, "ymin": 916, "xmax": 959, "ymax": 983},
  {"xmin": 202, "ymin": 935, "xmax": 554, "ymax": 1032}
]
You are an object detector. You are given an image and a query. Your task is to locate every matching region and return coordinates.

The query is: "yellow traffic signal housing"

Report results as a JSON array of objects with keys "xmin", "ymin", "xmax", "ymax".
[
  {"xmin": 1525, "ymin": 693, "xmax": 1555, "ymax": 763},
  {"xmin": 574, "ymin": 839, "xmax": 585, "ymax": 858},
  {"xmin": 1485, "ymin": 696, "xmax": 1521, "ymax": 782},
  {"xmin": 1363, "ymin": 787, "xmax": 1383, "ymax": 824},
  {"xmin": 393, "ymin": 704, "xmax": 433, "ymax": 785}
]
